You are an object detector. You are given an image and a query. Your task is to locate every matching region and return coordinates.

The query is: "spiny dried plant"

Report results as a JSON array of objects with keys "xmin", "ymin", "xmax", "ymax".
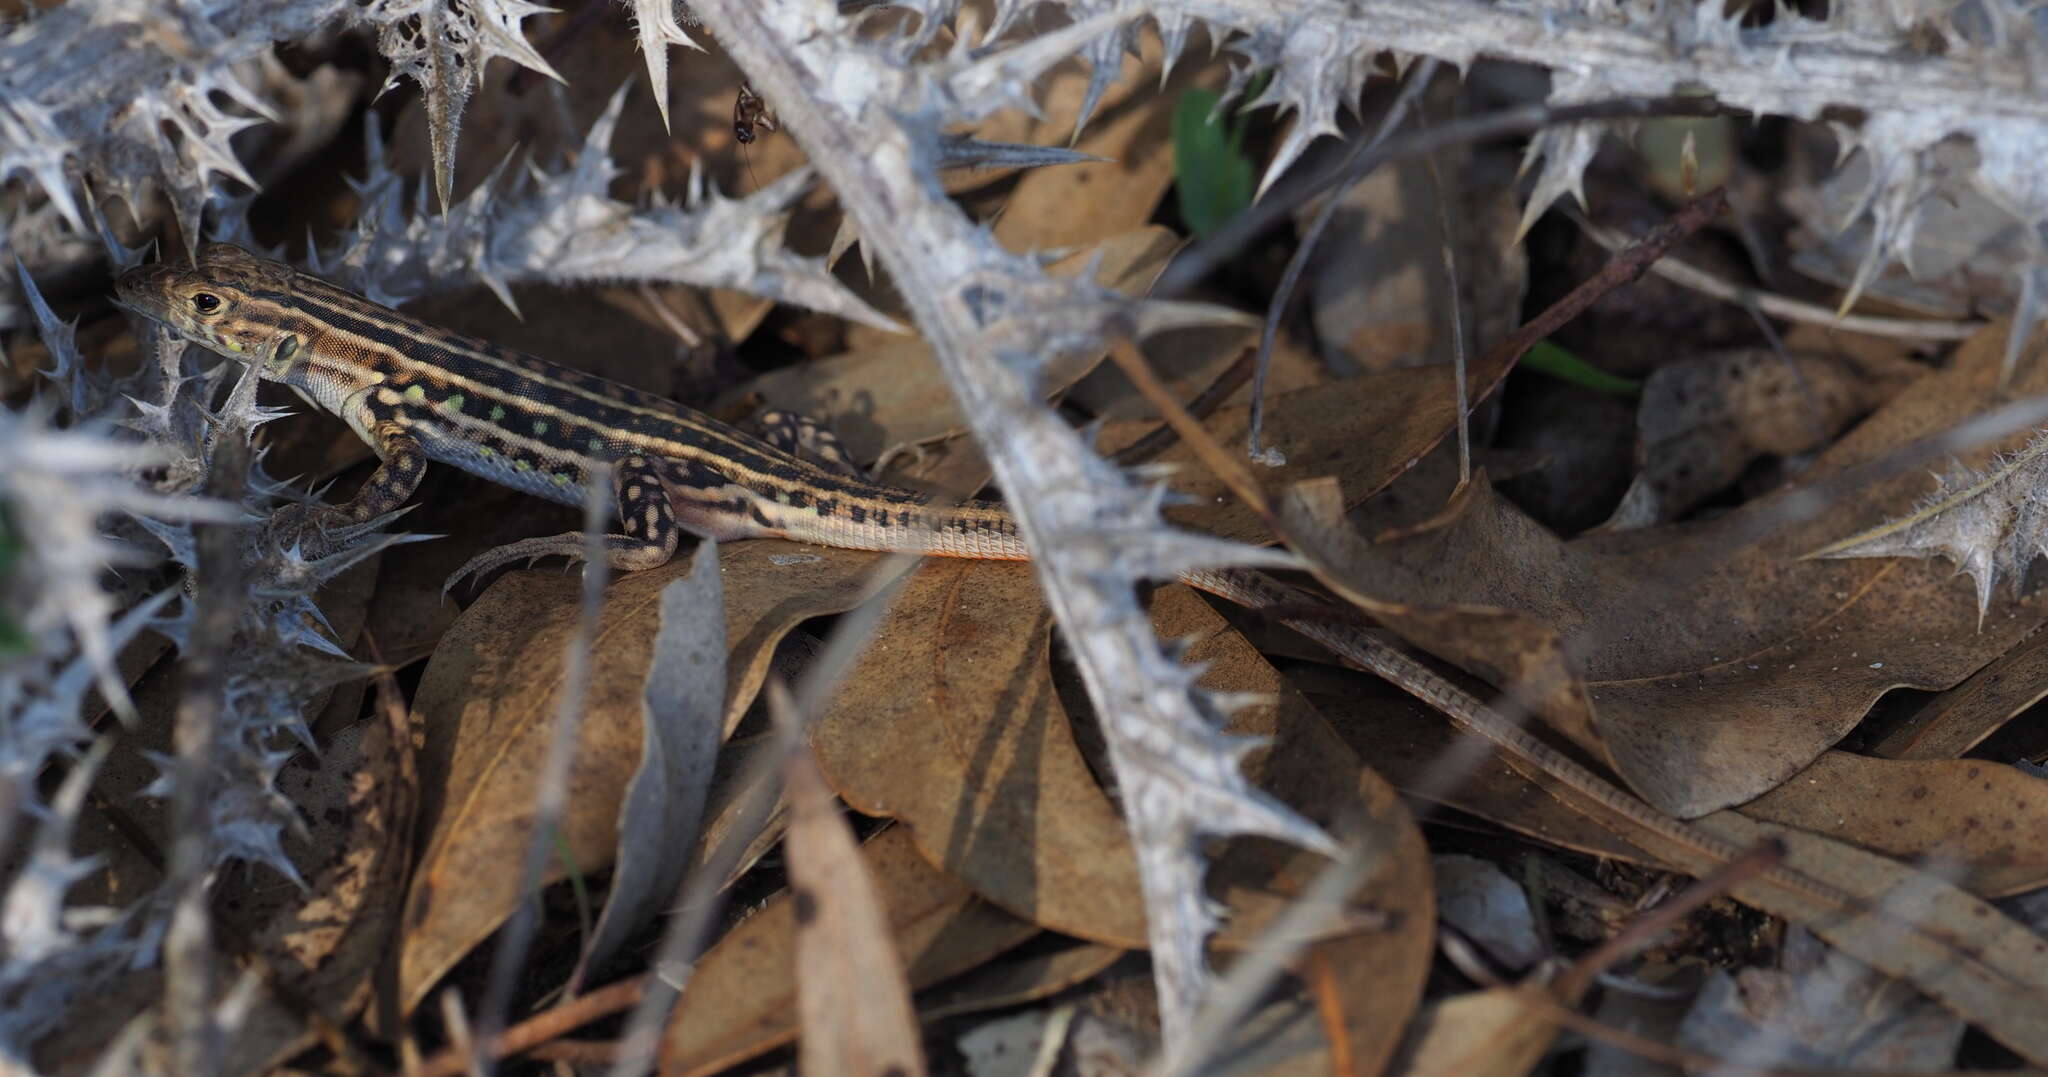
[
  {"xmin": 1809, "ymin": 432, "xmax": 2048, "ymax": 626},
  {"xmin": 6, "ymin": 0, "xmax": 2048, "ymax": 1062}
]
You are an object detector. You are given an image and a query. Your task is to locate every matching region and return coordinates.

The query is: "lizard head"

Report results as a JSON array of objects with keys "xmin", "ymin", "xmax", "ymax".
[{"xmin": 115, "ymin": 244, "xmax": 304, "ymax": 363}]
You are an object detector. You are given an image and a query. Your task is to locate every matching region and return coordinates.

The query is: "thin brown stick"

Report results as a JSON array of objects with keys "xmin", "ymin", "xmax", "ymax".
[
  {"xmin": 416, "ymin": 977, "xmax": 647, "ymax": 1077},
  {"xmin": 1473, "ymin": 186, "xmax": 1729, "ymax": 385},
  {"xmin": 1105, "ymin": 338, "xmax": 1277, "ymax": 531},
  {"xmin": 1108, "ymin": 346, "xmax": 1258, "ymax": 465}
]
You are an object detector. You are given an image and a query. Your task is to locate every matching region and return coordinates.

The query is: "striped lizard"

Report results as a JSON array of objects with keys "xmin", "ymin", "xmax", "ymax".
[
  {"xmin": 117, "ymin": 244, "xmax": 1027, "ymax": 586},
  {"xmin": 114, "ymin": 244, "xmax": 1909, "ymax": 933}
]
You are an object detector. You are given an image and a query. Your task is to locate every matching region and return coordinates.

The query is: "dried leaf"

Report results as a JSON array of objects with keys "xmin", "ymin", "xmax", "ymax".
[
  {"xmin": 1150, "ymin": 584, "xmax": 1436, "ymax": 1077},
  {"xmin": 1606, "ymin": 348, "xmax": 1921, "ymax": 529},
  {"xmin": 1871, "ymin": 629, "xmax": 2048, "ymax": 760},
  {"xmin": 785, "ymin": 744, "xmax": 928, "ymax": 1077},
  {"xmin": 1277, "ymin": 318, "xmax": 2048, "ymax": 819},
  {"xmin": 1391, "ymin": 988, "xmax": 1559, "ymax": 1077},
  {"xmin": 812, "ymin": 559, "xmax": 1149, "ymax": 946},
  {"xmin": 990, "ymin": 44, "xmax": 1215, "ymax": 252},
  {"xmin": 399, "ymin": 542, "xmax": 888, "ymax": 1012},
  {"xmin": 1741, "ymin": 753, "xmax": 2048, "ymax": 898},
  {"xmin": 915, "ymin": 943, "xmax": 1127, "ymax": 1023},
  {"xmin": 657, "ymin": 826, "xmax": 1036, "ymax": 1077},
  {"xmin": 575, "ymin": 542, "xmax": 726, "ymax": 987}
]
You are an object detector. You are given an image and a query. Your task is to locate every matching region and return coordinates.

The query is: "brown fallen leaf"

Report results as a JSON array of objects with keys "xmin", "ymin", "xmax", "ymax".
[
  {"xmin": 784, "ymin": 739, "xmax": 929, "ymax": 1077},
  {"xmin": 1389, "ymin": 987, "xmax": 1560, "ymax": 1077},
  {"xmin": 812, "ymin": 558, "xmax": 1150, "ymax": 946},
  {"xmin": 1603, "ymin": 347, "xmax": 1921, "ymax": 528},
  {"xmin": 399, "ymin": 541, "xmax": 888, "ymax": 1013},
  {"xmin": 1740, "ymin": 752, "xmax": 2048, "ymax": 898},
  {"xmin": 1274, "ymin": 319, "xmax": 2048, "ymax": 819},
  {"xmin": 1152, "ymin": 585, "xmax": 1435, "ymax": 1077},
  {"xmin": 1871, "ymin": 627, "xmax": 2048, "ymax": 759},
  {"xmin": 1289, "ymin": 664, "xmax": 1652, "ymax": 866},
  {"xmin": 1308, "ymin": 104, "xmax": 1527, "ymax": 375},
  {"xmin": 658, "ymin": 826, "xmax": 1037, "ymax": 1077},
  {"xmin": 989, "ymin": 40, "xmax": 1216, "ymax": 253},
  {"xmin": 915, "ymin": 942, "xmax": 1128, "ymax": 1023}
]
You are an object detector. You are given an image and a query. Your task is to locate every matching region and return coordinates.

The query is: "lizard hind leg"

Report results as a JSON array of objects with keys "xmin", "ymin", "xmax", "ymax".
[
  {"xmin": 443, "ymin": 456, "xmax": 681, "ymax": 593},
  {"xmin": 753, "ymin": 408, "xmax": 865, "ymax": 478}
]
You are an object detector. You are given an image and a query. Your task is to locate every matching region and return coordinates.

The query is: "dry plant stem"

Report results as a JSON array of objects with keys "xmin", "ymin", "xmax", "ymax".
[
  {"xmin": 474, "ymin": 475, "xmax": 614, "ymax": 1073},
  {"xmin": 1155, "ymin": 96, "xmax": 1727, "ymax": 298},
  {"xmin": 1106, "ymin": 339, "xmax": 1277, "ymax": 526},
  {"xmin": 1572, "ymin": 215, "xmax": 1984, "ymax": 342},
  {"xmin": 1109, "ymin": 347, "xmax": 1258, "ymax": 465},
  {"xmin": 1419, "ymin": 107, "xmax": 1470, "ymax": 487},
  {"xmin": 1250, "ymin": 58, "xmax": 1439, "ymax": 459},
  {"xmin": 165, "ymin": 426, "xmax": 250, "ymax": 1077},
  {"xmin": 1493, "ymin": 187, "xmax": 1731, "ymax": 367},
  {"xmin": 416, "ymin": 978, "xmax": 647, "ymax": 1077},
  {"xmin": 690, "ymin": 0, "xmax": 1334, "ymax": 1043}
]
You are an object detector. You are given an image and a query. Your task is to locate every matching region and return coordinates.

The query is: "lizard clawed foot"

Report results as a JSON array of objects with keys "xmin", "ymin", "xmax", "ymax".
[
  {"xmin": 443, "ymin": 535, "xmax": 590, "ymax": 597},
  {"xmin": 442, "ymin": 532, "xmax": 680, "ymax": 596},
  {"xmin": 268, "ymin": 501, "xmax": 378, "ymax": 561}
]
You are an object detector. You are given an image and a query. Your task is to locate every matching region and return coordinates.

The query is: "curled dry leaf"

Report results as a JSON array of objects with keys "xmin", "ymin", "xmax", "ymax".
[
  {"xmin": 784, "ymin": 744, "xmax": 928, "ymax": 1077},
  {"xmin": 1276, "ymin": 318, "xmax": 2048, "ymax": 819},
  {"xmin": 658, "ymin": 826, "xmax": 1036, "ymax": 1077},
  {"xmin": 1871, "ymin": 628, "xmax": 2048, "ymax": 759},
  {"xmin": 399, "ymin": 541, "xmax": 888, "ymax": 1013},
  {"xmin": 1604, "ymin": 347, "xmax": 1922, "ymax": 529}
]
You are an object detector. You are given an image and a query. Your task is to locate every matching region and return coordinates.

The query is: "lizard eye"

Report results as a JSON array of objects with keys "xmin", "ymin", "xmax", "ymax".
[{"xmin": 191, "ymin": 292, "xmax": 221, "ymax": 314}]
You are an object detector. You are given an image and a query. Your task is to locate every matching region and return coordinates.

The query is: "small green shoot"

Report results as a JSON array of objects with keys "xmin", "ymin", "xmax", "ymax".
[
  {"xmin": 1172, "ymin": 88, "xmax": 1256, "ymax": 238},
  {"xmin": 0, "ymin": 509, "xmax": 24, "ymax": 656},
  {"xmin": 1523, "ymin": 340, "xmax": 1642, "ymax": 397},
  {"xmin": 550, "ymin": 825, "xmax": 596, "ymax": 949}
]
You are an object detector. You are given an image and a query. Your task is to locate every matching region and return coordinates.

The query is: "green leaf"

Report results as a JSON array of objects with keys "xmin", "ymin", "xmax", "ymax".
[
  {"xmin": 1523, "ymin": 340, "xmax": 1642, "ymax": 397},
  {"xmin": 0, "ymin": 509, "xmax": 22, "ymax": 656},
  {"xmin": 1173, "ymin": 89, "xmax": 1255, "ymax": 238}
]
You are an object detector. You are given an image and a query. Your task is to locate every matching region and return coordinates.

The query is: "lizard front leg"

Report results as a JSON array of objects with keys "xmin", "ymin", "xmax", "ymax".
[{"xmin": 270, "ymin": 418, "xmax": 426, "ymax": 559}]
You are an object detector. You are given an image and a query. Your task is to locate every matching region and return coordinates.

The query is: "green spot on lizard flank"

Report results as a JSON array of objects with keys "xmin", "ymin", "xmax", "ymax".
[
  {"xmin": 588, "ymin": 437, "xmax": 606, "ymax": 454},
  {"xmin": 489, "ymin": 405, "xmax": 506, "ymax": 422},
  {"xmin": 552, "ymin": 473, "xmax": 572, "ymax": 486},
  {"xmin": 533, "ymin": 419, "xmax": 550, "ymax": 436},
  {"xmin": 403, "ymin": 384, "xmax": 426, "ymax": 402},
  {"xmin": 442, "ymin": 393, "xmax": 465, "ymax": 412},
  {"xmin": 514, "ymin": 459, "xmax": 532, "ymax": 471},
  {"xmin": 477, "ymin": 445, "xmax": 495, "ymax": 457}
]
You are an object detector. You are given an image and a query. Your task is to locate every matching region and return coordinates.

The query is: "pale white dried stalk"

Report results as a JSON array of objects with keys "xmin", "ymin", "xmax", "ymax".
[{"xmin": 685, "ymin": 0, "xmax": 1335, "ymax": 1047}]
